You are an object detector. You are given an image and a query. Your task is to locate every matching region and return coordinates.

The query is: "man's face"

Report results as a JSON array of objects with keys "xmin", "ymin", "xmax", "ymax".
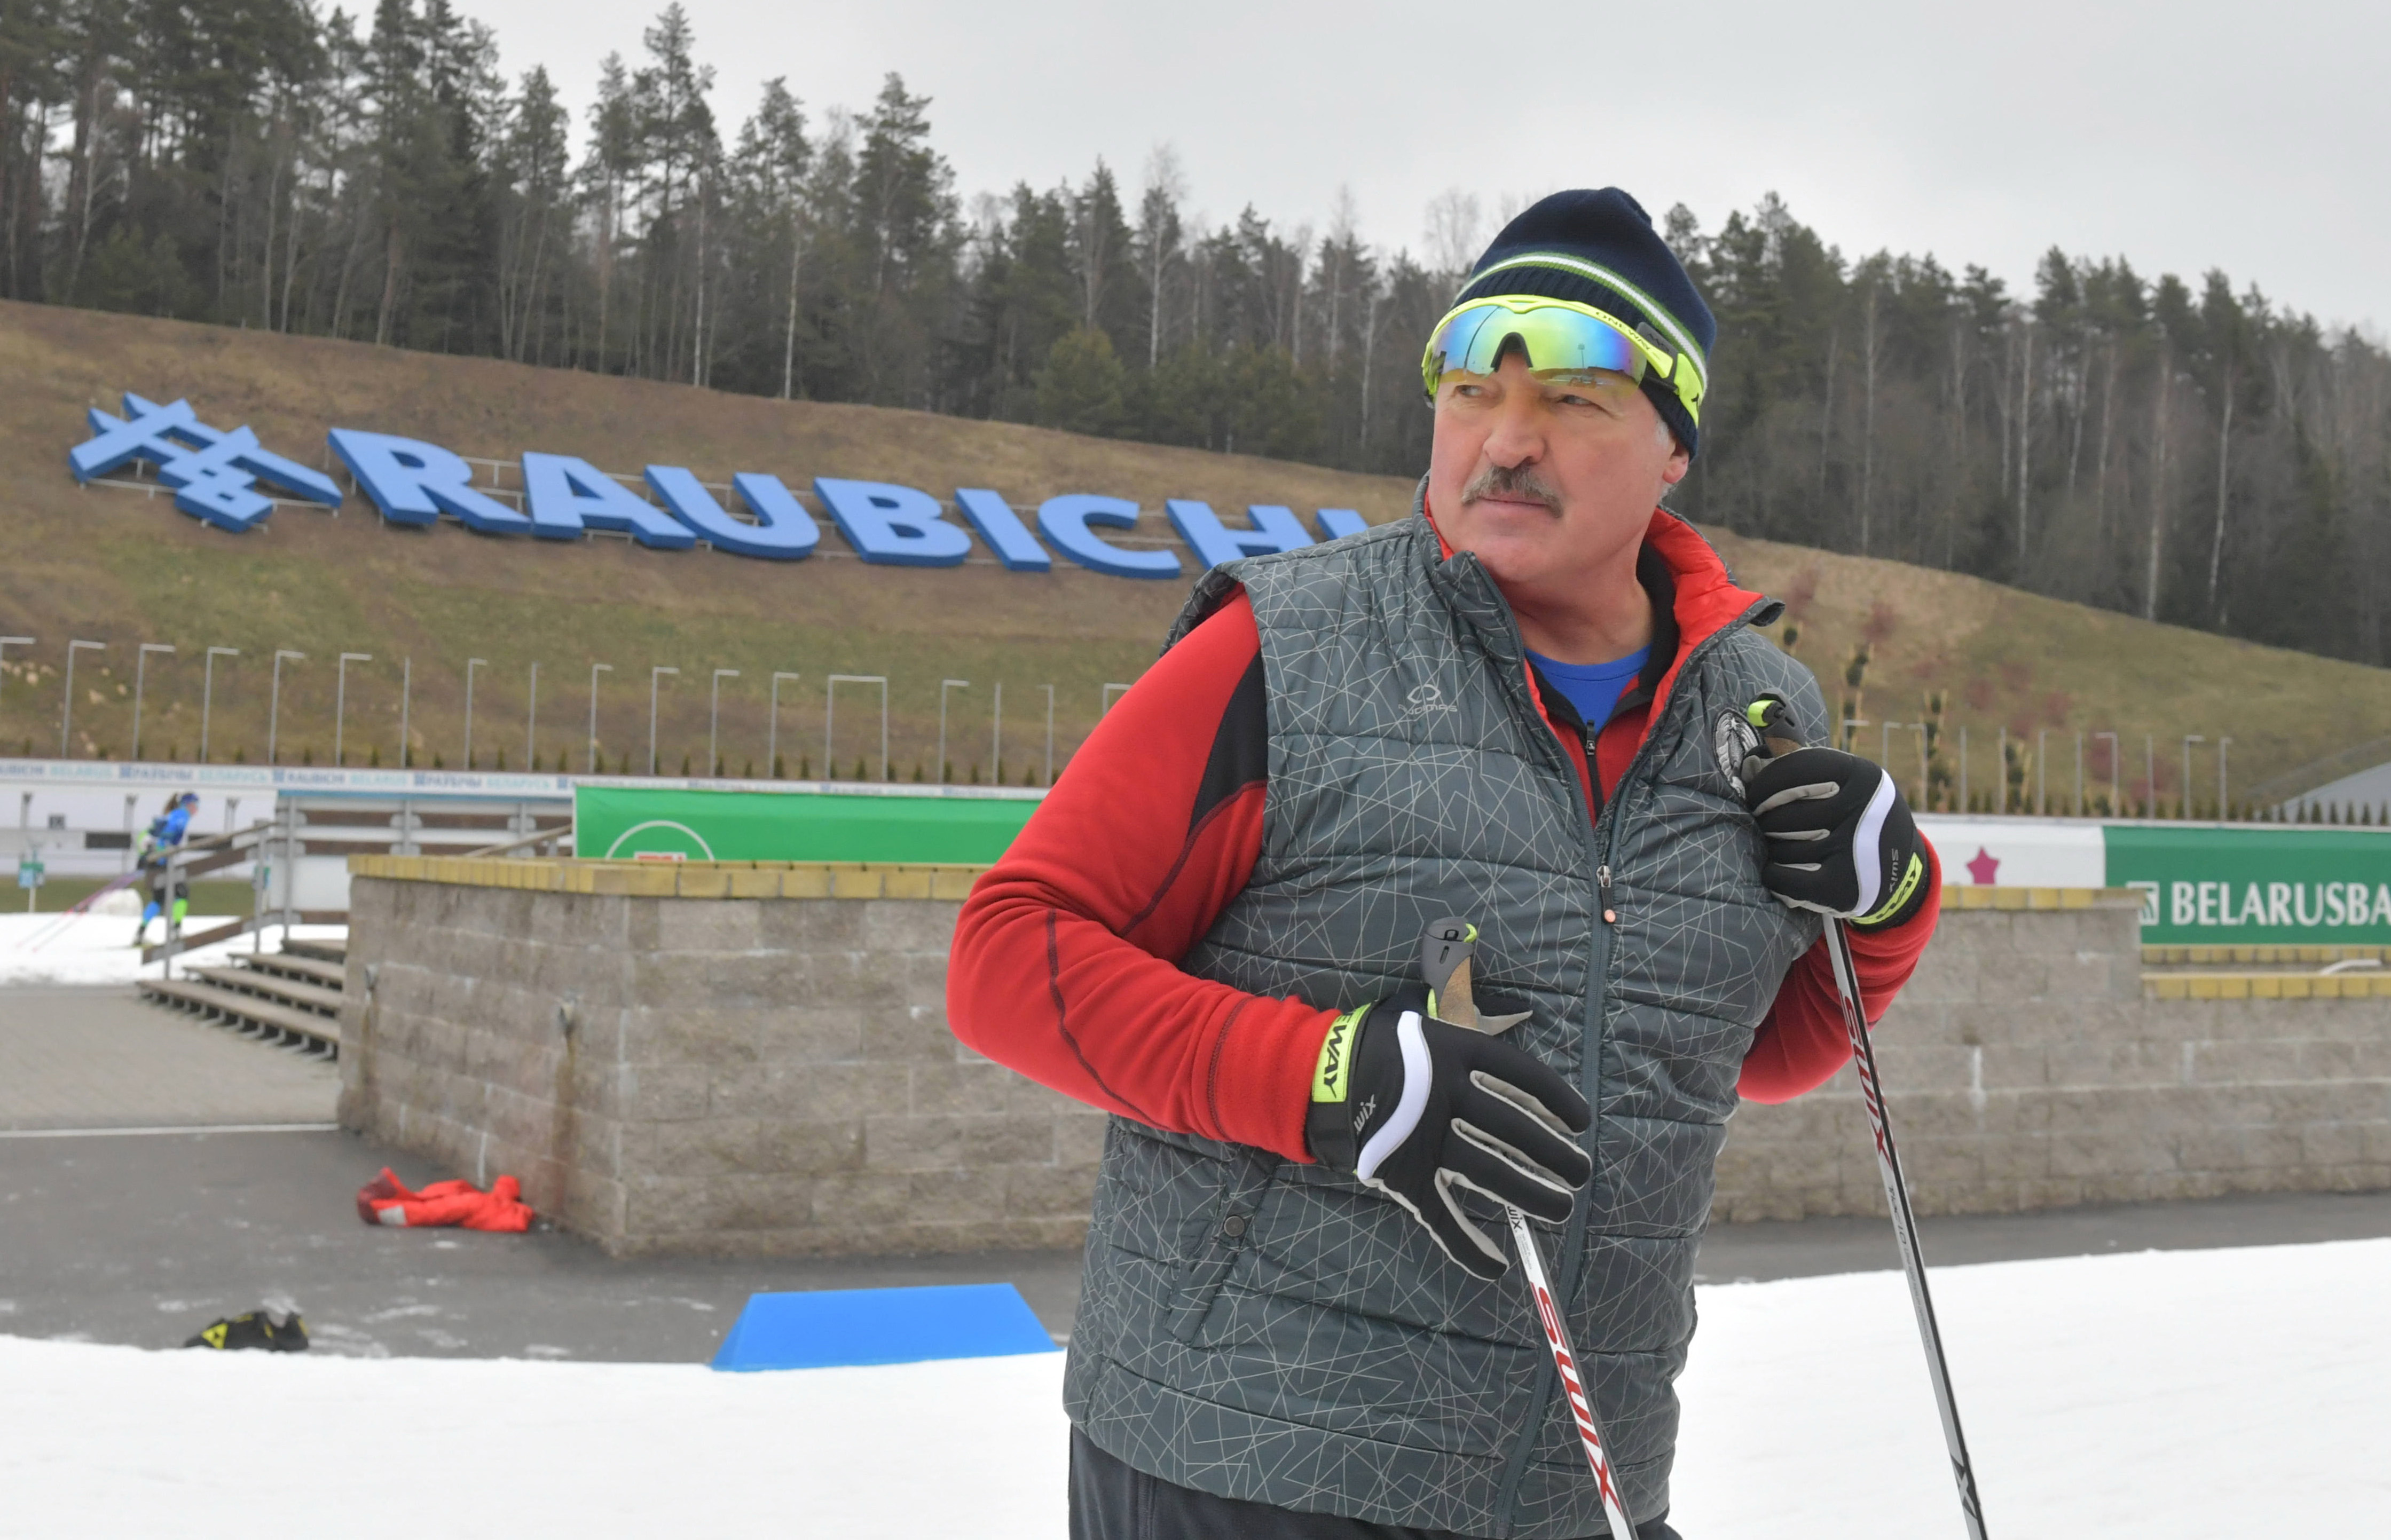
[{"xmin": 1425, "ymin": 351, "xmax": 1690, "ymax": 595}]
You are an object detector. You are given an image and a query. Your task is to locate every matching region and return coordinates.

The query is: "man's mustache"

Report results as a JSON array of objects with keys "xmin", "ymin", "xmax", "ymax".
[{"xmin": 1460, "ymin": 463, "xmax": 1561, "ymax": 514}]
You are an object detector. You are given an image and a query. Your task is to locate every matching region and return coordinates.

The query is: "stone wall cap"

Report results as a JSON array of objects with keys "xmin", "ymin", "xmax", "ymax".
[
  {"xmin": 1942, "ymin": 885, "xmax": 2145, "ymax": 912},
  {"xmin": 2143, "ymin": 970, "xmax": 2391, "ymax": 1000},
  {"xmin": 348, "ymin": 853, "xmax": 986, "ymax": 902},
  {"xmin": 2143, "ymin": 943, "xmax": 2386, "ymax": 966}
]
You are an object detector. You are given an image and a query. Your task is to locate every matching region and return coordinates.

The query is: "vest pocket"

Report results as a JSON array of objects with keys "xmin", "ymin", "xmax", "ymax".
[{"xmin": 1162, "ymin": 1150, "xmax": 1279, "ymax": 1344}]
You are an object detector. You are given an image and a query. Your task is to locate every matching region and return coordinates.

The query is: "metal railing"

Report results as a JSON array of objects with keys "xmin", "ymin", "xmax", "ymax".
[
  {"xmin": 142, "ymin": 793, "xmax": 573, "ymax": 973},
  {"xmin": 462, "ymin": 824, "xmax": 576, "ymax": 858},
  {"xmin": 144, "ymin": 815, "xmax": 296, "ymax": 974}
]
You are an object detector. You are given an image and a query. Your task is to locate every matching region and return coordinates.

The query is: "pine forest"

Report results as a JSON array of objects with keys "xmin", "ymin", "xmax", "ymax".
[{"xmin": 1, "ymin": 0, "xmax": 2386, "ymax": 668}]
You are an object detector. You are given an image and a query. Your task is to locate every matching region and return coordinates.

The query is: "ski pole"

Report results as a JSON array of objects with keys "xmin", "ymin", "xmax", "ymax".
[
  {"xmin": 1746, "ymin": 699, "xmax": 1991, "ymax": 1540},
  {"xmin": 14, "ymin": 867, "xmax": 145, "ymax": 952},
  {"xmin": 1505, "ymin": 1201, "xmax": 1637, "ymax": 1537},
  {"xmin": 1420, "ymin": 919, "xmax": 1639, "ymax": 1540}
]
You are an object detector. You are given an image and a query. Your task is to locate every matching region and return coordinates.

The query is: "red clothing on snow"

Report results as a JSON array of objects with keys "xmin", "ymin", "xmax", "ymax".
[
  {"xmin": 356, "ymin": 1167, "xmax": 536, "ymax": 1231},
  {"xmin": 949, "ymin": 510, "xmax": 1941, "ymax": 1167}
]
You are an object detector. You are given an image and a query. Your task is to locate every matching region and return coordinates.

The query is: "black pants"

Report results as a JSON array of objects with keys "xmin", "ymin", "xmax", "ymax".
[{"xmin": 1070, "ymin": 1429, "xmax": 1682, "ymax": 1540}]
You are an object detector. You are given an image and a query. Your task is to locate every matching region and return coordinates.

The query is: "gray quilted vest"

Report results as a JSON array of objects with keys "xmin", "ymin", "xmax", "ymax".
[{"xmin": 1064, "ymin": 509, "xmax": 1826, "ymax": 1537}]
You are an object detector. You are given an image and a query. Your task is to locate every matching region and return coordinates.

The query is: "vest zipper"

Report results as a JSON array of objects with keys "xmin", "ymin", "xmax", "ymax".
[
  {"xmin": 1494, "ymin": 713, "xmax": 1623, "ymax": 1533},
  {"xmin": 1492, "ymin": 597, "xmax": 1781, "ymax": 1536}
]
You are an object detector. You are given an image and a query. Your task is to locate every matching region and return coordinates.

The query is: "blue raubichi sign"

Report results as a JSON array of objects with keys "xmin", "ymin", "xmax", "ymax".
[{"xmin": 68, "ymin": 391, "xmax": 1367, "ymax": 579}]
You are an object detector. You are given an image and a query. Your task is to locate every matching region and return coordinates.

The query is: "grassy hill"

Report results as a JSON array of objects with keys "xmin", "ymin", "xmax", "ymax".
[{"xmin": 1, "ymin": 299, "xmax": 2379, "ymax": 807}]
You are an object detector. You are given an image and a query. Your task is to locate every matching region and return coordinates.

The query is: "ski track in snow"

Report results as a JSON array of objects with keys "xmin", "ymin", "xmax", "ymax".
[{"xmin": 2, "ymin": 1239, "xmax": 2386, "ymax": 1536}]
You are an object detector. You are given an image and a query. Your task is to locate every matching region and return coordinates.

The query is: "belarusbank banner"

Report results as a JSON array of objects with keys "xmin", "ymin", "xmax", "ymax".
[
  {"xmin": 68, "ymin": 390, "xmax": 1365, "ymax": 579},
  {"xmin": 575, "ymin": 784, "xmax": 1040, "ymax": 866},
  {"xmin": 1920, "ymin": 815, "xmax": 2391, "ymax": 944}
]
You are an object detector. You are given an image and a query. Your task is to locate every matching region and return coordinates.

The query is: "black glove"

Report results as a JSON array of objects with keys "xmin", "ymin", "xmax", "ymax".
[
  {"xmin": 1305, "ymin": 986, "xmax": 1592, "ymax": 1278},
  {"xmin": 184, "ymin": 1307, "xmax": 309, "ymax": 1352},
  {"xmin": 1743, "ymin": 746, "xmax": 1928, "ymax": 929}
]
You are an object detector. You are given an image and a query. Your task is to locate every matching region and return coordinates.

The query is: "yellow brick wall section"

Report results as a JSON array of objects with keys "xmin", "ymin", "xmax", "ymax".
[
  {"xmin": 348, "ymin": 852, "xmax": 990, "ymax": 902},
  {"xmin": 1942, "ymin": 885, "xmax": 2143, "ymax": 911},
  {"xmin": 2141, "ymin": 944, "xmax": 2387, "ymax": 965},
  {"xmin": 2143, "ymin": 971, "xmax": 2391, "ymax": 1000},
  {"xmin": 347, "ymin": 858, "xmax": 2135, "ymax": 912}
]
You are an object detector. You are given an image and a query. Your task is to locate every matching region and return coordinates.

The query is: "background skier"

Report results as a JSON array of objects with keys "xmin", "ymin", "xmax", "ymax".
[{"xmin": 132, "ymin": 790, "xmax": 199, "ymax": 946}]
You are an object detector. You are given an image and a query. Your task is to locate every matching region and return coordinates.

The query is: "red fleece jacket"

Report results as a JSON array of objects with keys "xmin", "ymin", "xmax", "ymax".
[{"xmin": 948, "ymin": 510, "xmax": 1941, "ymax": 1165}]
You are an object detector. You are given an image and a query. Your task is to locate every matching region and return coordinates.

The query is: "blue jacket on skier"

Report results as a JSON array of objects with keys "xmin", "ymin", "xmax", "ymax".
[{"xmin": 133, "ymin": 792, "xmax": 200, "ymax": 945}]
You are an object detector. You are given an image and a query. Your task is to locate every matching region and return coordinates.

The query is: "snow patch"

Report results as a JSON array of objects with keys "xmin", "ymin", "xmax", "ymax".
[
  {"xmin": 0, "ymin": 1241, "xmax": 2383, "ymax": 1536},
  {"xmin": 0, "ymin": 914, "xmax": 348, "ymax": 989},
  {"xmin": 0, "ymin": 1337, "xmax": 1069, "ymax": 1538},
  {"xmin": 1671, "ymin": 1238, "xmax": 2391, "ymax": 1536}
]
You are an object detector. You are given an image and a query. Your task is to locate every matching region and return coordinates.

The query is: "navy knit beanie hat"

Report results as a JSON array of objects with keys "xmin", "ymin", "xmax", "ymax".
[{"xmin": 1452, "ymin": 188, "xmax": 1716, "ymax": 457}]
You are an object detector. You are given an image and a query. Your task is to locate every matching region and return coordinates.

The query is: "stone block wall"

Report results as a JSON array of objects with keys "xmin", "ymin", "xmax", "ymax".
[
  {"xmin": 1713, "ymin": 897, "xmax": 2391, "ymax": 1221},
  {"xmin": 339, "ymin": 870, "xmax": 1105, "ymax": 1256},
  {"xmin": 340, "ymin": 865, "xmax": 2391, "ymax": 1255}
]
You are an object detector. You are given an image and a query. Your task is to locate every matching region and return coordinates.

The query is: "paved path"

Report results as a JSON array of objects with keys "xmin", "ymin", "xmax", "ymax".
[
  {"xmin": 0, "ymin": 1127, "xmax": 1086, "ymax": 1361},
  {"xmin": 9, "ymin": 1119, "xmax": 2386, "ymax": 1364},
  {"xmin": 0, "ymin": 985, "xmax": 336, "ymax": 1131}
]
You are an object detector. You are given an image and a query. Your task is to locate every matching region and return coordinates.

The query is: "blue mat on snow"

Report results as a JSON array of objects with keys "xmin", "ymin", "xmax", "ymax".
[{"xmin": 709, "ymin": 1283, "xmax": 1061, "ymax": 1371}]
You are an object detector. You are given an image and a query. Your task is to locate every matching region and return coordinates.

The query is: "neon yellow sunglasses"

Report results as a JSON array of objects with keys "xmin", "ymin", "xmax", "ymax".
[{"xmin": 1420, "ymin": 296, "xmax": 1706, "ymax": 425}]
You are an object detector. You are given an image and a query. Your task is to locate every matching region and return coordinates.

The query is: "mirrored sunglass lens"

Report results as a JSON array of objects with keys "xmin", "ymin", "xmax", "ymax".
[
  {"xmin": 1511, "ymin": 310, "xmax": 1643, "ymax": 380},
  {"xmin": 1532, "ymin": 368, "xmax": 1643, "ymax": 399},
  {"xmin": 1427, "ymin": 304, "xmax": 1648, "ymax": 391},
  {"xmin": 1425, "ymin": 306, "xmax": 1497, "ymax": 384}
]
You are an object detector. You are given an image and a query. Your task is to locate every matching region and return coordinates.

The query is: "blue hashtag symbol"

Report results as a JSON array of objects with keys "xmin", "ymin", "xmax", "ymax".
[{"xmin": 69, "ymin": 392, "xmax": 342, "ymax": 532}]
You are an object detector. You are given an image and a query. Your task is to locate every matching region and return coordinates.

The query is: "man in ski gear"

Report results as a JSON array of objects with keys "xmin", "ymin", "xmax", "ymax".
[
  {"xmin": 949, "ymin": 187, "xmax": 1942, "ymax": 1538},
  {"xmin": 133, "ymin": 791, "xmax": 199, "ymax": 946}
]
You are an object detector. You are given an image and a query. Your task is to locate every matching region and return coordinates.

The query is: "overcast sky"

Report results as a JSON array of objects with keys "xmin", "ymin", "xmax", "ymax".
[{"xmin": 454, "ymin": 0, "xmax": 2387, "ymax": 333}]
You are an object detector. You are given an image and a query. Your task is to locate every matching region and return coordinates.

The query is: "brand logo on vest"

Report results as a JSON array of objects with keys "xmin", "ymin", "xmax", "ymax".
[
  {"xmin": 1713, "ymin": 708, "xmax": 1760, "ymax": 797},
  {"xmin": 1405, "ymin": 682, "xmax": 1458, "ymax": 717}
]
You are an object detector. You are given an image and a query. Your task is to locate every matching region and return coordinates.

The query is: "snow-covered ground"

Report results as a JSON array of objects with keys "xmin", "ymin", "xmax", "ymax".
[
  {"xmin": 1671, "ymin": 1237, "xmax": 2390, "ymax": 1536},
  {"xmin": 0, "ymin": 913, "xmax": 347, "ymax": 988},
  {"xmin": 2, "ymin": 1240, "xmax": 2384, "ymax": 1537}
]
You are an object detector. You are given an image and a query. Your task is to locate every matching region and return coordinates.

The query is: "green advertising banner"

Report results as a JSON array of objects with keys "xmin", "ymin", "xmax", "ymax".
[
  {"xmin": 573, "ymin": 785, "xmax": 1040, "ymax": 866},
  {"xmin": 2103, "ymin": 824, "xmax": 2391, "ymax": 944}
]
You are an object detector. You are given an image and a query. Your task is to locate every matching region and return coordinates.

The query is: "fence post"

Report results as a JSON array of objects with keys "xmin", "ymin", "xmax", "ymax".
[
  {"xmin": 587, "ymin": 663, "xmax": 611, "ymax": 774},
  {"xmin": 649, "ymin": 666, "xmax": 680, "ymax": 776},
  {"xmin": 938, "ymin": 680, "xmax": 969, "ymax": 784},
  {"xmin": 62, "ymin": 639, "xmax": 106, "ymax": 757},
  {"xmin": 825, "ymin": 675, "xmax": 890, "ymax": 781},
  {"xmin": 710, "ymin": 669, "xmax": 740, "ymax": 777},
  {"xmin": 336, "ymin": 652, "xmax": 373, "ymax": 768},
  {"xmin": 282, "ymin": 800, "xmax": 298, "ymax": 938},
  {"xmin": 769, "ymin": 673, "xmax": 801, "ymax": 777},
  {"xmin": 270, "ymin": 649, "xmax": 306, "ymax": 766}
]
